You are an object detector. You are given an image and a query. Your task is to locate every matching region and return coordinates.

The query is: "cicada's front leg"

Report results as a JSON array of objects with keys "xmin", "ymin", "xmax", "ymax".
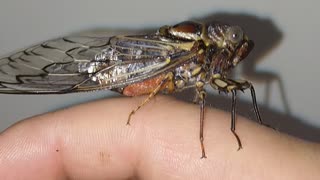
[{"xmin": 210, "ymin": 74, "xmax": 266, "ymax": 150}]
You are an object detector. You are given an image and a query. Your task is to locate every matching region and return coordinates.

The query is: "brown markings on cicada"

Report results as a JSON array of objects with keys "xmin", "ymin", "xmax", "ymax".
[
  {"xmin": 167, "ymin": 21, "xmax": 203, "ymax": 41},
  {"xmin": 171, "ymin": 21, "xmax": 202, "ymax": 34},
  {"xmin": 126, "ymin": 72, "xmax": 174, "ymax": 125},
  {"xmin": 123, "ymin": 73, "xmax": 175, "ymax": 96},
  {"xmin": 235, "ymin": 40, "xmax": 254, "ymax": 60}
]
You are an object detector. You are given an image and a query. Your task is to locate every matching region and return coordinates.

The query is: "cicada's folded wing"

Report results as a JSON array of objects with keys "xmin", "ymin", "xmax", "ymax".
[
  {"xmin": 0, "ymin": 33, "xmax": 199, "ymax": 94},
  {"xmin": 72, "ymin": 35, "xmax": 199, "ymax": 91},
  {"xmin": 0, "ymin": 36, "xmax": 111, "ymax": 94}
]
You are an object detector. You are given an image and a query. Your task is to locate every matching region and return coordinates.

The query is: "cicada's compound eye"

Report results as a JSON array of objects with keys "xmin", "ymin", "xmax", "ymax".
[{"xmin": 226, "ymin": 26, "xmax": 244, "ymax": 44}]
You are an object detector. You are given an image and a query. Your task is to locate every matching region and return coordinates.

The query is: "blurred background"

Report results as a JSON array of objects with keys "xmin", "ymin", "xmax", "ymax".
[{"xmin": 0, "ymin": 0, "xmax": 319, "ymax": 141}]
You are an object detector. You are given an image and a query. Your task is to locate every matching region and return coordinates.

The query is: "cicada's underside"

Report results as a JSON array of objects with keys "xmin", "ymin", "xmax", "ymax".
[{"xmin": 0, "ymin": 21, "xmax": 269, "ymax": 158}]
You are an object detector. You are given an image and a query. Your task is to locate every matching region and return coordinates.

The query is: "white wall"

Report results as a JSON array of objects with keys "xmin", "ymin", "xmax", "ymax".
[{"xmin": 0, "ymin": 0, "xmax": 319, "ymax": 141}]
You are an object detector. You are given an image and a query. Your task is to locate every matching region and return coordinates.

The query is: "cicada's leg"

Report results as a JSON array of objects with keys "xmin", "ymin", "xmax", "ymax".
[
  {"xmin": 194, "ymin": 80, "xmax": 207, "ymax": 158},
  {"xmin": 249, "ymin": 85, "xmax": 275, "ymax": 129},
  {"xmin": 231, "ymin": 90, "xmax": 242, "ymax": 150},
  {"xmin": 210, "ymin": 77, "xmax": 267, "ymax": 150},
  {"xmin": 249, "ymin": 85, "xmax": 263, "ymax": 125},
  {"xmin": 211, "ymin": 77, "xmax": 267, "ymax": 123},
  {"xmin": 127, "ymin": 72, "xmax": 174, "ymax": 125},
  {"xmin": 192, "ymin": 92, "xmax": 200, "ymax": 104}
]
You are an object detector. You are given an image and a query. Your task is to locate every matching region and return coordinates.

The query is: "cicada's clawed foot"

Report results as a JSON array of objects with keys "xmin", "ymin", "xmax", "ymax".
[
  {"xmin": 126, "ymin": 111, "xmax": 135, "ymax": 125},
  {"xmin": 232, "ymin": 130, "xmax": 243, "ymax": 151},
  {"xmin": 200, "ymin": 131, "xmax": 207, "ymax": 159},
  {"xmin": 260, "ymin": 121, "xmax": 276, "ymax": 131}
]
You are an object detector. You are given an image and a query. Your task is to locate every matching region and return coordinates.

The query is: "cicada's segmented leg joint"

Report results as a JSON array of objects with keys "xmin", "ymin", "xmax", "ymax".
[
  {"xmin": 209, "ymin": 75, "xmax": 270, "ymax": 150},
  {"xmin": 210, "ymin": 77, "xmax": 265, "ymax": 123}
]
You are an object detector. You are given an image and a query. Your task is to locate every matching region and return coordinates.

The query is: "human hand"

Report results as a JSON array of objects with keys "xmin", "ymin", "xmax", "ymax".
[{"xmin": 0, "ymin": 96, "xmax": 319, "ymax": 180}]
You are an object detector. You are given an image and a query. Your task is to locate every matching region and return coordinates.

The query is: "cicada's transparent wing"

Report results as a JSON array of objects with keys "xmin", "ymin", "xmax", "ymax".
[
  {"xmin": 0, "ymin": 33, "xmax": 199, "ymax": 94},
  {"xmin": 0, "ymin": 36, "xmax": 111, "ymax": 93},
  {"xmin": 72, "ymin": 35, "xmax": 199, "ymax": 91}
]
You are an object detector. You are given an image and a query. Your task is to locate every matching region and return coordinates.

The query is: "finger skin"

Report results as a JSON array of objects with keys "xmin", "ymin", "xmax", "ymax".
[{"xmin": 0, "ymin": 96, "xmax": 319, "ymax": 180}]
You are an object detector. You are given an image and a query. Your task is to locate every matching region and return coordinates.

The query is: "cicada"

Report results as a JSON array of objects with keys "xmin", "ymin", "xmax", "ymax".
[{"xmin": 0, "ymin": 21, "xmax": 266, "ymax": 158}]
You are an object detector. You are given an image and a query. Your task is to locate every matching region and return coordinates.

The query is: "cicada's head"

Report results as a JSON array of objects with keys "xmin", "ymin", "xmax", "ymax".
[{"xmin": 206, "ymin": 23, "xmax": 254, "ymax": 75}]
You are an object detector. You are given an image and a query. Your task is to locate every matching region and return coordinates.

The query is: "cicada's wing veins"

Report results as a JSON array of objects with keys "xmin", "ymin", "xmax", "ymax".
[
  {"xmin": 0, "ymin": 34, "xmax": 198, "ymax": 94},
  {"xmin": 73, "ymin": 35, "xmax": 198, "ymax": 91},
  {"xmin": 0, "ymin": 36, "xmax": 111, "ymax": 93}
]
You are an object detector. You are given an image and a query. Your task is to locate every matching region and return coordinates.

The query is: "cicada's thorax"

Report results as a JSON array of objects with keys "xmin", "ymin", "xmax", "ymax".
[
  {"xmin": 117, "ymin": 21, "xmax": 253, "ymax": 96},
  {"xmin": 172, "ymin": 60, "xmax": 206, "ymax": 91},
  {"xmin": 164, "ymin": 21, "xmax": 252, "ymax": 79},
  {"xmin": 159, "ymin": 21, "xmax": 214, "ymax": 46},
  {"xmin": 121, "ymin": 21, "xmax": 210, "ymax": 96},
  {"xmin": 161, "ymin": 21, "xmax": 213, "ymax": 91}
]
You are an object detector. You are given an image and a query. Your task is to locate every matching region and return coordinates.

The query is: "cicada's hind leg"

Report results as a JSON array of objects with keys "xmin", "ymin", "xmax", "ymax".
[
  {"xmin": 127, "ymin": 72, "xmax": 174, "ymax": 125},
  {"xmin": 210, "ymin": 76, "xmax": 269, "ymax": 150}
]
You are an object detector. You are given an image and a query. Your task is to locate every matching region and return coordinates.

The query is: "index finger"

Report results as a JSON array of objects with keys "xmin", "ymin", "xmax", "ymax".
[{"xmin": 0, "ymin": 96, "xmax": 318, "ymax": 180}]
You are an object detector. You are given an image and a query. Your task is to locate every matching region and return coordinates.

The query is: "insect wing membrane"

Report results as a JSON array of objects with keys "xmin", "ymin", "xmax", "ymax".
[
  {"xmin": 0, "ymin": 34, "xmax": 197, "ymax": 94},
  {"xmin": 0, "ymin": 36, "xmax": 111, "ymax": 93},
  {"xmin": 86, "ymin": 35, "xmax": 198, "ymax": 90}
]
